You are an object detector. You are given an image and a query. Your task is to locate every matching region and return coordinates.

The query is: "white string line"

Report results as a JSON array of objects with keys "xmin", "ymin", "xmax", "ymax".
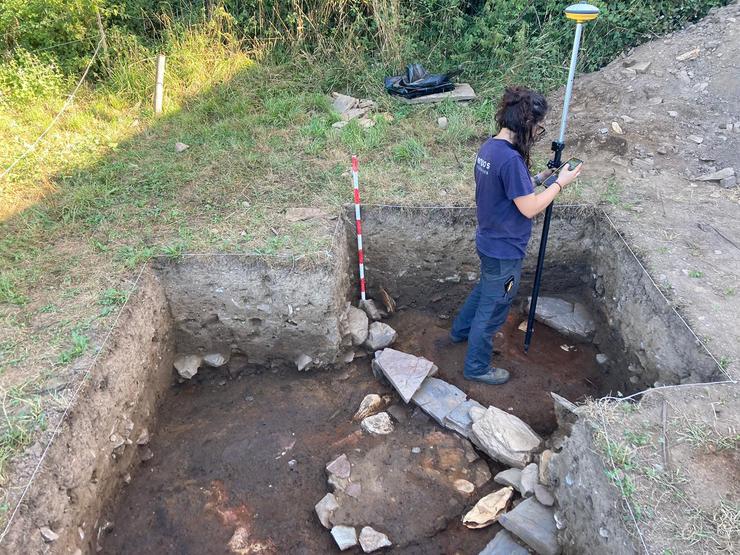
[
  {"xmin": 598, "ymin": 409, "xmax": 651, "ymax": 554},
  {"xmin": 0, "ymin": 262, "xmax": 148, "ymax": 543},
  {"xmin": 0, "ymin": 38, "xmax": 103, "ymax": 182}
]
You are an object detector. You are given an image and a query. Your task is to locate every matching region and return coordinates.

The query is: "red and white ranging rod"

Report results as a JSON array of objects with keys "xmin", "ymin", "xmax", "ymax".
[{"xmin": 351, "ymin": 155, "xmax": 367, "ymax": 301}]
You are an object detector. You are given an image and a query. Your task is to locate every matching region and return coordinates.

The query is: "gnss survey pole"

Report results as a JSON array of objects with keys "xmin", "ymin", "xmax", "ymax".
[{"xmin": 524, "ymin": 2, "xmax": 599, "ymax": 353}]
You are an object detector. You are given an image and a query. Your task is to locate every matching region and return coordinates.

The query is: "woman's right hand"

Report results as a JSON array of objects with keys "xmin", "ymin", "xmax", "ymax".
[{"xmin": 557, "ymin": 162, "xmax": 583, "ymax": 189}]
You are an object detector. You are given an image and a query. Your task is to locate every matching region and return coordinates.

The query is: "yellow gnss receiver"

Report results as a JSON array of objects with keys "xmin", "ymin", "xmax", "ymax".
[{"xmin": 564, "ymin": 2, "xmax": 600, "ymax": 23}]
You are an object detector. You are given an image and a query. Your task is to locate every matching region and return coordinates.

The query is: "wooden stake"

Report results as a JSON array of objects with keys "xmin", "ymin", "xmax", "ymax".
[{"xmin": 154, "ymin": 54, "xmax": 166, "ymax": 115}]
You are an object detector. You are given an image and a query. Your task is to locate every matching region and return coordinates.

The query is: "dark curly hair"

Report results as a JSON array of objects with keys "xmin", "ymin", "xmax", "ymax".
[{"xmin": 495, "ymin": 86, "xmax": 548, "ymax": 167}]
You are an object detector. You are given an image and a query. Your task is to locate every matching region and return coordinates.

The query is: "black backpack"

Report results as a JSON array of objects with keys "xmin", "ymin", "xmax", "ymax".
[{"xmin": 384, "ymin": 64, "xmax": 462, "ymax": 99}]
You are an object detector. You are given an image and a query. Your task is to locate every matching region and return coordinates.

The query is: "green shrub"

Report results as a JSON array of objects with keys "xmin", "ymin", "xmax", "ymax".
[{"xmin": 0, "ymin": 49, "xmax": 66, "ymax": 106}]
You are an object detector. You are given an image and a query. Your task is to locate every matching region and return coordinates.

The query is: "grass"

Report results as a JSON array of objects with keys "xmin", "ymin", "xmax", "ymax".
[{"xmin": 0, "ymin": 383, "xmax": 46, "ymax": 483}]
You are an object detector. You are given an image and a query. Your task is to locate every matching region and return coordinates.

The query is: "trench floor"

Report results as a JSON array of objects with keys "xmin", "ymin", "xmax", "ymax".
[{"xmin": 105, "ymin": 308, "xmax": 605, "ymax": 553}]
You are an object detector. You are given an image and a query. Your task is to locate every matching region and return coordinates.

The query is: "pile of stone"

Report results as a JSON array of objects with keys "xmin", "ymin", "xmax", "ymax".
[
  {"xmin": 173, "ymin": 351, "xmax": 230, "ymax": 379},
  {"xmin": 365, "ymin": 345, "xmax": 564, "ymax": 554},
  {"xmin": 330, "ymin": 93, "xmax": 379, "ymax": 130},
  {"xmin": 315, "ymin": 454, "xmax": 393, "ymax": 552}
]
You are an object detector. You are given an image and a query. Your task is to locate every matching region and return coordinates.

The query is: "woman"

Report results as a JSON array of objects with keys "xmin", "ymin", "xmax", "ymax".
[{"xmin": 450, "ymin": 86, "xmax": 582, "ymax": 385}]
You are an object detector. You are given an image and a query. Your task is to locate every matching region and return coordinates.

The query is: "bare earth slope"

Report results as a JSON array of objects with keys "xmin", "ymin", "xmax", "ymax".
[{"xmin": 536, "ymin": 3, "xmax": 739, "ymax": 553}]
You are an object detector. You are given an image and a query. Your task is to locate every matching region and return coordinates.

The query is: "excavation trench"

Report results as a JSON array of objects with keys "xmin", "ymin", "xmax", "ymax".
[{"xmin": 5, "ymin": 206, "xmax": 724, "ymax": 554}]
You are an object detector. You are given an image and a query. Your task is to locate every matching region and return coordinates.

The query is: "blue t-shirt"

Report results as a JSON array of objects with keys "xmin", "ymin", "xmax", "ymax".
[{"xmin": 474, "ymin": 138, "xmax": 534, "ymax": 259}]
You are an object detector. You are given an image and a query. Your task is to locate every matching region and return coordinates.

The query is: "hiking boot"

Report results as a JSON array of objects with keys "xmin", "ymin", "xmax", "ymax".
[{"xmin": 464, "ymin": 367, "xmax": 510, "ymax": 385}]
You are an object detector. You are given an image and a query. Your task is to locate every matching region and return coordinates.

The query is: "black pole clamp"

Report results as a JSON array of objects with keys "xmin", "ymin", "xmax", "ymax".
[{"xmin": 548, "ymin": 141, "xmax": 565, "ymax": 169}]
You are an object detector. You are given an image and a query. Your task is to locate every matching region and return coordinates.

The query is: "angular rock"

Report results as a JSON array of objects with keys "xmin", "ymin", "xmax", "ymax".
[
  {"xmin": 353, "ymin": 394, "xmax": 384, "ymax": 421},
  {"xmin": 332, "ymin": 93, "xmax": 358, "ymax": 113},
  {"xmin": 688, "ymin": 134, "xmax": 704, "ymax": 144},
  {"xmin": 520, "ymin": 463, "xmax": 538, "ymax": 498},
  {"xmin": 632, "ymin": 61, "xmax": 651, "ymax": 73},
  {"xmin": 463, "ymin": 486, "xmax": 514, "ymax": 529},
  {"xmin": 527, "ymin": 297, "xmax": 596, "ymax": 340},
  {"xmin": 359, "ymin": 299, "xmax": 384, "ymax": 321},
  {"xmin": 331, "ymin": 525, "xmax": 358, "ymax": 551},
  {"xmin": 136, "ymin": 428, "xmax": 150, "ymax": 446},
  {"xmin": 375, "ymin": 349, "xmax": 437, "ymax": 403},
  {"xmin": 478, "ymin": 529, "xmax": 529, "ymax": 555},
  {"xmin": 470, "ymin": 406, "xmax": 542, "ymax": 468},
  {"xmin": 364, "ymin": 322, "xmax": 397, "ymax": 350},
  {"xmin": 203, "ymin": 352, "xmax": 229, "ymax": 367},
  {"xmin": 494, "ymin": 468, "xmax": 523, "ymax": 494},
  {"xmin": 696, "ymin": 167, "xmax": 734, "ymax": 181},
  {"xmin": 676, "ymin": 47, "xmax": 700, "ymax": 61},
  {"xmin": 39, "ymin": 526, "xmax": 59, "ymax": 543},
  {"xmin": 315, "ymin": 493, "xmax": 339, "ymax": 528},
  {"xmin": 499, "ymin": 498, "xmax": 560, "ymax": 555},
  {"xmin": 595, "ymin": 353, "xmax": 608, "ymax": 365},
  {"xmin": 453, "ymin": 479, "xmax": 475, "ymax": 494},
  {"xmin": 361, "ymin": 412, "xmax": 394, "ymax": 435},
  {"xmin": 347, "ymin": 305, "xmax": 369, "ymax": 346},
  {"xmin": 174, "ymin": 142, "xmax": 189, "ymax": 153},
  {"xmin": 294, "ymin": 353, "xmax": 313, "ymax": 372},
  {"xmin": 534, "ymin": 484, "xmax": 555, "ymax": 507},
  {"xmin": 326, "ymin": 454, "xmax": 351, "ymax": 479},
  {"xmin": 174, "ymin": 354, "xmax": 201, "ymax": 379},
  {"xmin": 444, "ymin": 399, "xmax": 485, "ymax": 437},
  {"xmin": 539, "ymin": 450, "xmax": 554, "ymax": 486},
  {"xmin": 359, "ymin": 526, "xmax": 392, "ymax": 553},
  {"xmin": 411, "ymin": 378, "xmax": 467, "ymax": 426}
]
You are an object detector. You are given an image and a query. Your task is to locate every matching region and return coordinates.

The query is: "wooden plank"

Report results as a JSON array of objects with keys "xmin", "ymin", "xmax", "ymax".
[{"xmin": 399, "ymin": 83, "xmax": 477, "ymax": 105}]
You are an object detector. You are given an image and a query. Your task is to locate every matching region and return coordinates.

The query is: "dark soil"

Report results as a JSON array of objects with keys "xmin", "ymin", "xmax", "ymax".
[
  {"xmin": 104, "ymin": 306, "xmax": 606, "ymax": 553},
  {"xmin": 391, "ymin": 308, "xmax": 606, "ymax": 436}
]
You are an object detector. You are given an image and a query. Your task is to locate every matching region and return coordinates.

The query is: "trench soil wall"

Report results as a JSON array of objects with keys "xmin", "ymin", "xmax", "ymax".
[
  {"xmin": 2, "ymin": 272, "xmax": 175, "ymax": 555},
  {"xmin": 353, "ymin": 205, "xmax": 721, "ymax": 389}
]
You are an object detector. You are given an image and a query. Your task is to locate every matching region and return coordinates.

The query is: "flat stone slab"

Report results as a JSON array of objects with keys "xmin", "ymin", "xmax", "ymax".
[
  {"xmin": 331, "ymin": 525, "xmax": 358, "ymax": 550},
  {"xmin": 361, "ymin": 412, "xmax": 394, "ymax": 435},
  {"xmin": 315, "ymin": 493, "xmax": 339, "ymax": 528},
  {"xmin": 444, "ymin": 399, "xmax": 485, "ymax": 437},
  {"xmin": 520, "ymin": 463, "xmax": 538, "ymax": 497},
  {"xmin": 400, "ymin": 83, "xmax": 476, "ymax": 105},
  {"xmin": 375, "ymin": 348, "xmax": 438, "ymax": 403},
  {"xmin": 326, "ymin": 454, "xmax": 351, "ymax": 479},
  {"xmin": 470, "ymin": 406, "xmax": 542, "ymax": 468},
  {"xmin": 499, "ymin": 498, "xmax": 560, "ymax": 555},
  {"xmin": 478, "ymin": 530, "xmax": 529, "ymax": 555},
  {"xmin": 347, "ymin": 305, "xmax": 369, "ymax": 346},
  {"xmin": 494, "ymin": 468, "xmax": 523, "ymax": 495},
  {"xmin": 527, "ymin": 296, "xmax": 596, "ymax": 340},
  {"xmin": 411, "ymin": 377, "xmax": 467, "ymax": 426}
]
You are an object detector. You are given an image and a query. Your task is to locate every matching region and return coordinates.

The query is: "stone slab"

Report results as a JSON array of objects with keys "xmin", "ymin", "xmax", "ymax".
[
  {"xmin": 331, "ymin": 525, "xmax": 358, "ymax": 551},
  {"xmin": 470, "ymin": 406, "xmax": 541, "ymax": 468},
  {"xmin": 499, "ymin": 498, "xmax": 560, "ymax": 555},
  {"xmin": 400, "ymin": 83, "xmax": 477, "ymax": 105},
  {"xmin": 375, "ymin": 348, "xmax": 438, "ymax": 403},
  {"xmin": 444, "ymin": 399, "xmax": 485, "ymax": 437},
  {"xmin": 478, "ymin": 530, "xmax": 529, "ymax": 555},
  {"xmin": 411, "ymin": 377, "xmax": 467, "ymax": 426}
]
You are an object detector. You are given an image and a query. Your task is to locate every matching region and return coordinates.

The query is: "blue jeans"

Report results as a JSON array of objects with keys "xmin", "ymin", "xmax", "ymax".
[{"xmin": 451, "ymin": 253, "xmax": 522, "ymax": 377}]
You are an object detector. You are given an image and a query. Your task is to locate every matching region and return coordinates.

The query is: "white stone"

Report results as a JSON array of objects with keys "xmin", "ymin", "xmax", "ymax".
[
  {"xmin": 332, "ymin": 93, "xmax": 358, "ymax": 113},
  {"xmin": 375, "ymin": 348, "xmax": 438, "ymax": 403},
  {"xmin": 527, "ymin": 297, "xmax": 596, "ymax": 340},
  {"xmin": 361, "ymin": 412, "xmax": 394, "ymax": 435},
  {"xmin": 203, "ymin": 352, "xmax": 229, "ymax": 367},
  {"xmin": 331, "ymin": 525, "xmax": 358, "ymax": 550},
  {"xmin": 359, "ymin": 526, "xmax": 392, "ymax": 553},
  {"xmin": 595, "ymin": 353, "xmax": 609, "ymax": 365},
  {"xmin": 39, "ymin": 527, "xmax": 59, "ymax": 543},
  {"xmin": 437, "ymin": 116, "xmax": 449, "ymax": 129},
  {"xmin": 359, "ymin": 299, "xmax": 384, "ymax": 321},
  {"xmin": 469, "ymin": 406, "xmax": 541, "ymax": 468},
  {"xmin": 463, "ymin": 487, "xmax": 514, "ymax": 529},
  {"xmin": 611, "ymin": 121, "xmax": 624, "ymax": 134},
  {"xmin": 174, "ymin": 142, "xmax": 189, "ymax": 153},
  {"xmin": 632, "ymin": 61, "xmax": 651, "ymax": 73},
  {"xmin": 347, "ymin": 305, "xmax": 369, "ymax": 346},
  {"xmin": 295, "ymin": 353, "xmax": 313, "ymax": 372},
  {"xmin": 454, "ymin": 478, "xmax": 475, "ymax": 494},
  {"xmin": 136, "ymin": 428, "xmax": 150, "ymax": 445},
  {"xmin": 326, "ymin": 453, "xmax": 351, "ymax": 479},
  {"xmin": 173, "ymin": 354, "xmax": 201, "ymax": 379},
  {"xmin": 364, "ymin": 322, "xmax": 397, "ymax": 350},
  {"xmin": 520, "ymin": 463, "xmax": 539, "ymax": 497},
  {"xmin": 315, "ymin": 493, "xmax": 339, "ymax": 529},
  {"xmin": 688, "ymin": 134, "xmax": 704, "ymax": 144}
]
